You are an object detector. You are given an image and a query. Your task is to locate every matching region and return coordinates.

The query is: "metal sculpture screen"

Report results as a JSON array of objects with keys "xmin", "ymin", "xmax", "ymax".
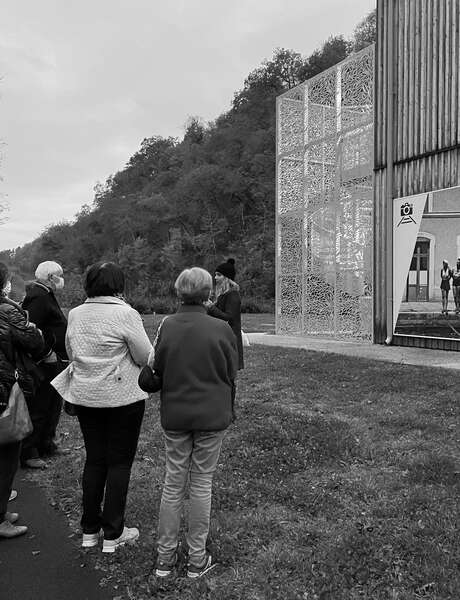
[{"xmin": 276, "ymin": 46, "xmax": 374, "ymax": 339}]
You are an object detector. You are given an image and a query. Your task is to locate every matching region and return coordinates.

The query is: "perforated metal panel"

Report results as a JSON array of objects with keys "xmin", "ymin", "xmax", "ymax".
[{"xmin": 276, "ymin": 46, "xmax": 374, "ymax": 339}]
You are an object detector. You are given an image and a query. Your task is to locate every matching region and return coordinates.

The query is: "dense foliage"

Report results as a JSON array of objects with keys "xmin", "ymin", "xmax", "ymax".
[{"xmin": 1, "ymin": 12, "xmax": 375, "ymax": 312}]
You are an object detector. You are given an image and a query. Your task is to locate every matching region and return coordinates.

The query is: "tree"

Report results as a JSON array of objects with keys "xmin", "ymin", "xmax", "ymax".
[
  {"xmin": 351, "ymin": 10, "xmax": 377, "ymax": 53},
  {"xmin": 302, "ymin": 35, "xmax": 349, "ymax": 79},
  {"xmin": 6, "ymin": 10, "xmax": 375, "ymax": 311}
]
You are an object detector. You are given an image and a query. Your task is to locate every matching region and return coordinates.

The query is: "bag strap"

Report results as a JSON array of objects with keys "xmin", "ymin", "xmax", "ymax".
[{"xmin": 148, "ymin": 316, "xmax": 168, "ymax": 367}]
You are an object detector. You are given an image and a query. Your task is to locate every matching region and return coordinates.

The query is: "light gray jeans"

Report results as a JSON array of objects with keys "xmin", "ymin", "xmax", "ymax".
[{"xmin": 157, "ymin": 429, "xmax": 226, "ymax": 567}]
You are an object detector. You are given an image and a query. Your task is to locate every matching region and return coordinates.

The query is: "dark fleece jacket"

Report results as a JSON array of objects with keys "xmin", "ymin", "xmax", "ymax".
[
  {"xmin": 207, "ymin": 289, "xmax": 244, "ymax": 369},
  {"xmin": 22, "ymin": 281, "xmax": 68, "ymax": 360},
  {"xmin": 153, "ymin": 305, "xmax": 238, "ymax": 432},
  {"xmin": 0, "ymin": 297, "xmax": 45, "ymax": 412}
]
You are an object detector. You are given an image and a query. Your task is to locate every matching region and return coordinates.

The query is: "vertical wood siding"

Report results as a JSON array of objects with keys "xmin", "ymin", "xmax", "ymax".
[{"xmin": 374, "ymin": 0, "xmax": 460, "ymax": 348}]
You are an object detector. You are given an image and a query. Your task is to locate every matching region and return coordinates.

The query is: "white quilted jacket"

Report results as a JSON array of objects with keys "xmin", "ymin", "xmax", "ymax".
[{"xmin": 51, "ymin": 297, "xmax": 153, "ymax": 407}]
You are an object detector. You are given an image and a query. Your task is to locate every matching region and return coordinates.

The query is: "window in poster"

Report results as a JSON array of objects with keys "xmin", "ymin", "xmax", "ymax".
[{"xmin": 393, "ymin": 185, "xmax": 460, "ymax": 339}]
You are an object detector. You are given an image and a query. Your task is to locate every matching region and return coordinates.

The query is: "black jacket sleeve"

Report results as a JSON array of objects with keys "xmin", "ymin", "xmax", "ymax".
[
  {"xmin": 23, "ymin": 294, "xmax": 55, "ymax": 354},
  {"xmin": 7, "ymin": 304, "xmax": 45, "ymax": 359},
  {"xmin": 207, "ymin": 291, "xmax": 241, "ymax": 324}
]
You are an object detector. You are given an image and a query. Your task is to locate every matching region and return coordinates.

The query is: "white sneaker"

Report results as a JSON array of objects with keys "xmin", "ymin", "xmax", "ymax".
[
  {"xmin": 0, "ymin": 520, "xmax": 28, "ymax": 538},
  {"xmin": 102, "ymin": 526, "xmax": 139, "ymax": 553},
  {"xmin": 82, "ymin": 530, "xmax": 102, "ymax": 548}
]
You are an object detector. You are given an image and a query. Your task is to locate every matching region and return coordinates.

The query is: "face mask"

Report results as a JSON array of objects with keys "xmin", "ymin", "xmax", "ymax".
[
  {"xmin": 52, "ymin": 275, "xmax": 64, "ymax": 290},
  {"xmin": 2, "ymin": 281, "xmax": 11, "ymax": 296}
]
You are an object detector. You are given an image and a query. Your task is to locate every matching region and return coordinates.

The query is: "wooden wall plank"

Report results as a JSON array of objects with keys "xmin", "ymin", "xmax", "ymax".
[
  {"xmin": 438, "ymin": 0, "xmax": 446, "ymax": 150},
  {"xmin": 431, "ymin": 0, "xmax": 439, "ymax": 150},
  {"xmin": 454, "ymin": 1, "xmax": 460, "ymax": 144},
  {"xmin": 419, "ymin": 0, "xmax": 427, "ymax": 155},
  {"xmin": 425, "ymin": 0, "xmax": 433, "ymax": 153},
  {"xmin": 408, "ymin": 0, "xmax": 416, "ymax": 159}
]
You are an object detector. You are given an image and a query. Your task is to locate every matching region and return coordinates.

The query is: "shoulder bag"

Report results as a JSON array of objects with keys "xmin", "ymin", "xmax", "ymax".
[
  {"xmin": 0, "ymin": 370, "xmax": 33, "ymax": 444},
  {"xmin": 138, "ymin": 365, "xmax": 162, "ymax": 393}
]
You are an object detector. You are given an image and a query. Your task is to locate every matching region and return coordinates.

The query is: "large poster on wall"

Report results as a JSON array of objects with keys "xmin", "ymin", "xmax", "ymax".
[{"xmin": 393, "ymin": 186, "xmax": 460, "ymax": 340}]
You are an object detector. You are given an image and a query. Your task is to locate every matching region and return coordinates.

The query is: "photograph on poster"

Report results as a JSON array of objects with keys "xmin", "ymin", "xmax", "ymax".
[{"xmin": 394, "ymin": 185, "xmax": 460, "ymax": 340}]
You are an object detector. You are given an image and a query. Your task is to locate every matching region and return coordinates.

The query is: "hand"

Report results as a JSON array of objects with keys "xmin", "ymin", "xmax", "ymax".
[{"xmin": 203, "ymin": 300, "xmax": 213, "ymax": 308}]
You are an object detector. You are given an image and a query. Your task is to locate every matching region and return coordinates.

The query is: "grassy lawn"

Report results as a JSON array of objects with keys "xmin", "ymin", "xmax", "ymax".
[
  {"xmin": 30, "ymin": 341, "xmax": 459, "ymax": 599},
  {"xmin": 141, "ymin": 313, "xmax": 275, "ymax": 336}
]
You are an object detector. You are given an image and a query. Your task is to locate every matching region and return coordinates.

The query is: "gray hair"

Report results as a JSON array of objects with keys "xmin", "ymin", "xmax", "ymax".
[
  {"xmin": 175, "ymin": 267, "xmax": 212, "ymax": 304},
  {"xmin": 35, "ymin": 261, "xmax": 63, "ymax": 280}
]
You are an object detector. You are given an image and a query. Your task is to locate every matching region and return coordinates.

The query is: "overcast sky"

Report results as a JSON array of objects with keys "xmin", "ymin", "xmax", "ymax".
[{"xmin": 0, "ymin": 0, "xmax": 375, "ymax": 251}]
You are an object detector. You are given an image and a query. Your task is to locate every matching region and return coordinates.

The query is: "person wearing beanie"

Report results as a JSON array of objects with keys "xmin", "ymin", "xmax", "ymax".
[
  {"xmin": 206, "ymin": 258, "xmax": 244, "ymax": 369},
  {"xmin": 214, "ymin": 258, "xmax": 236, "ymax": 281}
]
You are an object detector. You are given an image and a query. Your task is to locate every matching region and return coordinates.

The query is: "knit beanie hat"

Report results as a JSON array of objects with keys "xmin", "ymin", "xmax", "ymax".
[{"xmin": 215, "ymin": 258, "xmax": 236, "ymax": 280}]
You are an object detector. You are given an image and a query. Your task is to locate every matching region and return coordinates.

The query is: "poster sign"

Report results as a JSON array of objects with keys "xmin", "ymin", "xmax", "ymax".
[
  {"xmin": 393, "ymin": 193, "xmax": 427, "ymax": 328},
  {"xmin": 393, "ymin": 185, "xmax": 460, "ymax": 340}
]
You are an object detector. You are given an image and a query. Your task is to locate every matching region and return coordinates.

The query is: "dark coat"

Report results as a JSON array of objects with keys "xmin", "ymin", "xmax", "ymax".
[
  {"xmin": 0, "ymin": 296, "xmax": 45, "ymax": 413},
  {"xmin": 153, "ymin": 305, "xmax": 238, "ymax": 432},
  {"xmin": 22, "ymin": 282, "xmax": 68, "ymax": 360},
  {"xmin": 207, "ymin": 289, "xmax": 244, "ymax": 369}
]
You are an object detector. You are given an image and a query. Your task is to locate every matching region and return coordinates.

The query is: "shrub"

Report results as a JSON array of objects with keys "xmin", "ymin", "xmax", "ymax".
[
  {"xmin": 128, "ymin": 294, "xmax": 178, "ymax": 314},
  {"xmin": 241, "ymin": 296, "xmax": 275, "ymax": 313}
]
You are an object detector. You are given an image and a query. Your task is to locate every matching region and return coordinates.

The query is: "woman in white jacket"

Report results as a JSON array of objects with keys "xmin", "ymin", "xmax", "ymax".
[{"xmin": 52, "ymin": 262, "xmax": 152, "ymax": 553}]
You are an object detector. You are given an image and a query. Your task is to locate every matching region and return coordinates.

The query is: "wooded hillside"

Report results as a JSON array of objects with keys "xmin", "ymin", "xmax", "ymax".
[{"xmin": 1, "ymin": 11, "xmax": 375, "ymax": 312}]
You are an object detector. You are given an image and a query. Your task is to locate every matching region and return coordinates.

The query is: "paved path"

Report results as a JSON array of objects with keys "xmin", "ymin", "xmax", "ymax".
[
  {"xmin": 247, "ymin": 332, "xmax": 460, "ymax": 371},
  {"xmin": 0, "ymin": 475, "xmax": 114, "ymax": 600}
]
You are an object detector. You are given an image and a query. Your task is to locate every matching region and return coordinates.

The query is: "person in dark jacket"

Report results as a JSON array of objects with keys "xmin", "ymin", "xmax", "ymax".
[
  {"xmin": 206, "ymin": 258, "xmax": 244, "ymax": 369},
  {"xmin": 0, "ymin": 263, "xmax": 44, "ymax": 538},
  {"xmin": 20, "ymin": 261, "xmax": 68, "ymax": 468},
  {"xmin": 153, "ymin": 267, "xmax": 238, "ymax": 580}
]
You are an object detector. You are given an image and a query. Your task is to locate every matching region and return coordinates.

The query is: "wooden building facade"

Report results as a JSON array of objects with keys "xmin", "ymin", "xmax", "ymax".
[{"xmin": 374, "ymin": 0, "xmax": 460, "ymax": 349}]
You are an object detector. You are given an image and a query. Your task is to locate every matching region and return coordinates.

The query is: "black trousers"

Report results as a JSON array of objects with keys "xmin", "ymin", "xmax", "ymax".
[
  {"xmin": 21, "ymin": 363, "xmax": 63, "ymax": 462},
  {"xmin": 0, "ymin": 441, "xmax": 21, "ymax": 522},
  {"xmin": 76, "ymin": 400, "xmax": 145, "ymax": 540}
]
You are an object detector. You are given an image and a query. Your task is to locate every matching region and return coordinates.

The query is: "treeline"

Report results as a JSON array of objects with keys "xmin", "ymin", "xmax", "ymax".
[{"xmin": 1, "ymin": 11, "xmax": 375, "ymax": 312}]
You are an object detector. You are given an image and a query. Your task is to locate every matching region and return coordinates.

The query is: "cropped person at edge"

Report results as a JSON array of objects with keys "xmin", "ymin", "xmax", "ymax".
[{"xmin": 0, "ymin": 262, "xmax": 45, "ymax": 538}]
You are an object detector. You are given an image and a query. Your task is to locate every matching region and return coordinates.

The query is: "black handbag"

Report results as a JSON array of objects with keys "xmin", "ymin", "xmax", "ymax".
[{"xmin": 138, "ymin": 365, "xmax": 162, "ymax": 393}]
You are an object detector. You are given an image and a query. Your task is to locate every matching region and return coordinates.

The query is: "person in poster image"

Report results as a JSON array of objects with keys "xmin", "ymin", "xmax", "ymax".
[
  {"xmin": 451, "ymin": 258, "xmax": 460, "ymax": 314},
  {"xmin": 440, "ymin": 260, "xmax": 452, "ymax": 315}
]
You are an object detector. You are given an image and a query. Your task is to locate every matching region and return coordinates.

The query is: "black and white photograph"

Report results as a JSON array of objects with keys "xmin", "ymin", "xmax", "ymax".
[
  {"xmin": 394, "ymin": 186, "xmax": 460, "ymax": 340},
  {"xmin": 0, "ymin": 1, "xmax": 459, "ymax": 599}
]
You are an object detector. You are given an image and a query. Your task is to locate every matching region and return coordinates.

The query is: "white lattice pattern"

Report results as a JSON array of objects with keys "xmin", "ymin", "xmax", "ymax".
[{"xmin": 276, "ymin": 46, "xmax": 374, "ymax": 339}]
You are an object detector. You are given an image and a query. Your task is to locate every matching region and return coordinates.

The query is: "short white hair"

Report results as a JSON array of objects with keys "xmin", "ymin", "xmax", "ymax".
[
  {"xmin": 175, "ymin": 267, "xmax": 212, "ymax": 304},
  {"xmin": 35, "ymin": 261, "xmax": 63, "ymax": 280}
]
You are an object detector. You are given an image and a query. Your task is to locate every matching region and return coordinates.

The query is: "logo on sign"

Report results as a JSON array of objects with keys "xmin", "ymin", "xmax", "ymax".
[{"xmin": 397, "ymin": 202, "xmax": 416, "ymax": 226}]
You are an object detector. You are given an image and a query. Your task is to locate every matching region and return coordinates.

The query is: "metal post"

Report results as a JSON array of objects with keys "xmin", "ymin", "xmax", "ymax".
[{"xmin": 334, "ymin": 65, "xmax": 343, "ymax": 336}]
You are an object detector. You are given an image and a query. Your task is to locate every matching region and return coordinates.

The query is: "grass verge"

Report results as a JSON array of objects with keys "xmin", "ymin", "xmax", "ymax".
[{"xmin": 29, "ymin": 342, "xmax": 459, "ymax": 599}]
